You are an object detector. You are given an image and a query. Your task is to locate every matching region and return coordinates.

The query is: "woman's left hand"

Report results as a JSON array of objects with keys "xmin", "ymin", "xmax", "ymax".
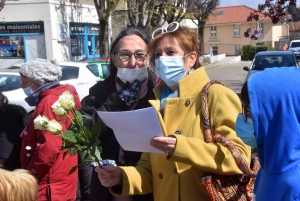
[{"xmin": 150, "ymin": 136, "xmax": 176, "ymax": 156}]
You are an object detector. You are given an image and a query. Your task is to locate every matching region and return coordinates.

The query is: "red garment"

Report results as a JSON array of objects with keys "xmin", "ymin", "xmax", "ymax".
[{"xmin": 20, "ymin": 84, "xmax": 81, "ymax": 201}]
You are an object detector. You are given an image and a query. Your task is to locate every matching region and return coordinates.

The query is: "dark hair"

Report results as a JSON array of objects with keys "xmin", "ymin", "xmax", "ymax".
[
  {"xmin": 0, "ymin": 90, "xmax": 8, "ymax": 107},
  {"xmin": 148, "ymin": 26, "xmax": 201, "ymax": 69},
  {"xmin": 240, "ymin": 81, "xmax": 250, "ymax": 121},
  {"xmin": 109, "ymin": 27, "xmax": 151, "ymax": 78},
  {"xmin": 240, "ymin": 82, "xmax": 249, "ymax": 106}
]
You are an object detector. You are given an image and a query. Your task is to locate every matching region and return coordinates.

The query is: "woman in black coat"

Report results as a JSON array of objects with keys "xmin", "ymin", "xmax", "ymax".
[
  {"xmin": 81, "ymin": 27, "xmax": 155, "ymax": 201},
  {"xmin": 0, "ymin": 90, "xmax": 27, "ymax": 170}
]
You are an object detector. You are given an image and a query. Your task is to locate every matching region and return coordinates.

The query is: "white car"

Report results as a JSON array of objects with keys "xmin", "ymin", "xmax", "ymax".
[{"xmin": 0, "ymin": 62, "xmax": 101, "ymax": 112}]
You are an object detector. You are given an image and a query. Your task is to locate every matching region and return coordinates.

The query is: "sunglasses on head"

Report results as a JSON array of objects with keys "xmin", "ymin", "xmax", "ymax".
[{"xmin": 151, "ymin": 22, "xmax": 180, "ymax": 39}]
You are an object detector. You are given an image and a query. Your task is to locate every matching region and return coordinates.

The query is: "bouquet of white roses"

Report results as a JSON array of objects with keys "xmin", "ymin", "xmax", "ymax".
[{"xmin": 33, "ymin": 90, "xmax": 102, "ymax": 174}]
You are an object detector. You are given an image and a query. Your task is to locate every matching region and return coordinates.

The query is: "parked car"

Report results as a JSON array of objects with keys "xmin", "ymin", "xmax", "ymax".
[
  {"xmin": 0, "ymin": 61, "xmax": 101, "ymax": 112},
  {"xmin": 81, "ymin": 57, "xmax": 110, "ymax": 80},
  {"xmin": 243, "ymin": 51, "xmax": 299, "ymax": 81},
  {"xmin": 288, "ymin": 40, "xmax": 300, "ymax": 59}
]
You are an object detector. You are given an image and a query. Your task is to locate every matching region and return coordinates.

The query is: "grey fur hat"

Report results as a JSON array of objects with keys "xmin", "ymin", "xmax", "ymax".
[{"xmin": 19, "ymin": 58, "xmax": 62, "ymax": 86}]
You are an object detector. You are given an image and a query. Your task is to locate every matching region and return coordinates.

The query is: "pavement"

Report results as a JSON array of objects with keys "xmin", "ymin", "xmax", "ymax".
[{"xmin": 202, "ymin": 56, "xmax": 242, "ymax": 69}]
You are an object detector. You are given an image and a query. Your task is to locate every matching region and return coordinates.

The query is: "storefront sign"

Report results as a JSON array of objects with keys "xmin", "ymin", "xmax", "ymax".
[
  {"xmin": 70, "ymin": 24, "xmax": 84, "ymax": 33},
  {"xmin": 88, "ymin": 25, "xmax": 99, "ymax": 34},
  {"xmin": 0, "ymin": 23, "xmax": 44, "ymax": 34}
]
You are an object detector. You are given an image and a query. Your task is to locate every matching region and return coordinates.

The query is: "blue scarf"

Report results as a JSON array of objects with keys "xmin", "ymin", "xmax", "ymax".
[
  {"xmin": 160, "ymin": 86, "xmax": 178, "ymax": 113},
  {"xmin": 25, "ymin": 81, "xmax": 60, "ymax": 106}
]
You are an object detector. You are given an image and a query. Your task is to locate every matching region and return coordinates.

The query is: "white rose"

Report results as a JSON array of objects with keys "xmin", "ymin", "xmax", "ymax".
[
  {"xmin": 46, "ymin": 120, "xmax": 62, "ymax": 134},
  {"xmin": 52, "ymin": 100, "xmax": 66, "ymax": 116},
  {"xmin": 34, "ymin": 115, "xmax": 49, "ymax": 130},
  {"xmin": 58, "ymin": 90, "xmax": 75, "ymax": 111}
]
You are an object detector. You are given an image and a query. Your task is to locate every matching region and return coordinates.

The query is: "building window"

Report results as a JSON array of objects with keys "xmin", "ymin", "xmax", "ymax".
[
  {"xmin": 70, "ymin": 23, "xmax": 100, "ymax": 59},
  {"xmin": 234, "ymin": 45, "xmax": 240, "ymax": 55},
  {"xmin": 233, "ymin": 24, "xmax": 240, "ymax": 37},
  {"xmin": 212, "ymin": 46, "xmax": 218, "ymax": 55},
  {"xmin": 210, "ymin": 26, "xmax": 217, "ymax": 38},
  {"xmin": 257, "ymin": 22, "xmax": 264, "ymax": 35}
]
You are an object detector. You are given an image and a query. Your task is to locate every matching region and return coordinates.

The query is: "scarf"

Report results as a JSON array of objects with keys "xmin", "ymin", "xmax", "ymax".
[{"xmin": 25, "ymin": 81, "xmax": 60, "ymax": 106}]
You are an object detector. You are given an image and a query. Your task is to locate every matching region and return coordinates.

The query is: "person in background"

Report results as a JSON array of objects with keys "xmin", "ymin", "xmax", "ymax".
[
  {"xmin": 282, "ymin": 44, "xmax": 288, "ymax": 51},
  {"xmin": 19, "ymin": 58, "xmax": 81, "ymax": 201},
  {"xmin": 95, "ymin": 24, "xmax": 251, "ymax": 200},
  {"xmin": 240, "ymin": 67, "xmax": 300, "ymax": 201},
  {"xmin": 0, "ymin": 90, "xmax": 26, "ymax": 170},
  {"xmin": 81, "ymin": 27, "xmax": 155, "ymax": 201},
  {"xmin": 0, "ymin": 168, "xmax": 38, "ymax": 201}
]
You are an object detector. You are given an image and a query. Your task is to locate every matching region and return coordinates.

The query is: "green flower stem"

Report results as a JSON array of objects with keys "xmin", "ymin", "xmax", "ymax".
[
  {"xmin": 68, "ymin": 110, "xmax": 102, "ymax": 168},
  {"xmin": 65, "ymin": 112, "xmax": 76, "ymax": 125},
  {"xmin": 70, "ymin": 109, "xmax": 86, "ymax": 137}
]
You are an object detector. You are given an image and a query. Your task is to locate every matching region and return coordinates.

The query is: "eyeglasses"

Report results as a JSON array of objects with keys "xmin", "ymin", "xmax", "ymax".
[
  {"xmin": 151, "ymin": 22, "xmax": 180, "ymax": 39},
  {"xmin": 114, "ymin": 49, "xmax": 149, "ymax": 62}
]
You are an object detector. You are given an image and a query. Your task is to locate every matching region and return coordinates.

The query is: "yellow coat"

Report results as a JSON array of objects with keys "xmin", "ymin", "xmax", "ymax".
[{"xmin": 111, "ymin": 67, "xmax": 251, "ymax": 201}]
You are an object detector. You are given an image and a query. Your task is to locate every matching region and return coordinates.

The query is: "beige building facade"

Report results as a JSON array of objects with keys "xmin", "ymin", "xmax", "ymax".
[{"xmin": 204, "ymin": 5, "xmax": 287, "ymax": 56}]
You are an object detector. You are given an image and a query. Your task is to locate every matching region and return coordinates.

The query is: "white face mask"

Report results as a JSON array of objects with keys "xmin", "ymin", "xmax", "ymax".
[{"xmin": 117, "ymin": 67, "xmax": 148, "ymax": 84}]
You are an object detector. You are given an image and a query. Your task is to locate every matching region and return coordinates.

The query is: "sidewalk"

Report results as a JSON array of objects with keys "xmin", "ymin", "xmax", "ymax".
[{"xmin": 202, "ymin": 56, "xmax": 241, "ymax": 69}]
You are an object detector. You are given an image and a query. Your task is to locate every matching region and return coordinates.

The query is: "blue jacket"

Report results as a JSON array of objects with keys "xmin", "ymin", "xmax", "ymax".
[{"xmin": 248, "ymin": 67, "xmax": 300, "ymax": 201}]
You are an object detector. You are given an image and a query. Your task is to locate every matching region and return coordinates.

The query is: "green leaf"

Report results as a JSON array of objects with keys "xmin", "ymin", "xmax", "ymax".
[
  {"xmin": 82, "ymin": 115, "xmax": 92, "ymax": 119},
  {"xmin": 82, "ymin": 150, "xmax": 88, "ymax": 160},
  {"xmin": 93, "ymin": 138, "xmax": 100, "ymax": 146},
  {"xmin": 97, "ymin": 146, "xmax": 102, "ymax": 153},
  {"xmin": 62, "ymin": 130, "xmax": 77, "ymax": 143},
  {"xmin": 69, "ymin": 165, "xmax": 79, "ymax": 175},
  {"xmin": 63, "ymin": 151, "xmax": 68, "ymax": 159},
  {"xmin": 94, "ymin": 147, "xmax": 102, "ymax": 161},
  {"xmin": 75, "ymin": 110, "xmax": 83, "ymax": 126},
  {"xmin": 70, "ymin": 148, "xmax": 78, "ymax": 156}
]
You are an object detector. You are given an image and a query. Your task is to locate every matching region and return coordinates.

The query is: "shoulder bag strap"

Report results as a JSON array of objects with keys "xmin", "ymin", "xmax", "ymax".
[{"xmin": 201, "ymin": 80, "xmax": 256, "ymax": 178}]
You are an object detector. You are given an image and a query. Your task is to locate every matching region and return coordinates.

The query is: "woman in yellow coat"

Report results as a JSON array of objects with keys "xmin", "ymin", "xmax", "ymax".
[{"xmin": 96, "ymin": 23, "xmax": 251, "ymax": 200}]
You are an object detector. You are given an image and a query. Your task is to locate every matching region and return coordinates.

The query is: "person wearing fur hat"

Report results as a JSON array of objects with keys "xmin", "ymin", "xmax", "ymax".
[{"xmin": 19, "ymin": 58, "xmax": 81, "ymax": 201}]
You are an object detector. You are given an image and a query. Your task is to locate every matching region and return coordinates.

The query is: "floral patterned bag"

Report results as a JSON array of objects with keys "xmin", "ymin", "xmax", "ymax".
[{"xmin": 200, "ymin": 80, "xmax": 260, "ymax": 201}]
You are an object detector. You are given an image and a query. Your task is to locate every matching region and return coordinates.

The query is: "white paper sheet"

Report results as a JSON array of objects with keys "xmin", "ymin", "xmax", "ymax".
[{"xmin": 97, "ymin": 107, "xmax": 164, "ymax": 153}]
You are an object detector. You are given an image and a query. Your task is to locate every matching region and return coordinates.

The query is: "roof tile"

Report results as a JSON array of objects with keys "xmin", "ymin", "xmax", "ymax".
[{"xmin": 206, "ymin": 5, "xmax": 271, "ymax": 25}]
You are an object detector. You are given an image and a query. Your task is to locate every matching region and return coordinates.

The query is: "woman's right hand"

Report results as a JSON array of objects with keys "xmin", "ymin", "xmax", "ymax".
[{"xmin": 95, "ymin": 166, "xmax": 122, "ymax": 187}]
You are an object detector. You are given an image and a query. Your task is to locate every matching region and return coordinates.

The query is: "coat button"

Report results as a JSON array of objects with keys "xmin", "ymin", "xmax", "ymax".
[
  {"xmin": 158, "ymin": 173, "xmax": 163, "ymax": 179},
  {"xmin": 174, "ymin": 168, "xmax": 178, "ymax": 174},
  {"xmin": 185, "ymin": 100, "xmax": 190, "ymax": 107},
  {"xmin": 175, "ymin": 130, "xmax": 181, "ymax": 134}
]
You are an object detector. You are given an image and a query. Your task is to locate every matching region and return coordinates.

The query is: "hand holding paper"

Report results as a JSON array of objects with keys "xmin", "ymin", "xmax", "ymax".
[{"xmin": 97, "ymin": 107, "xmax": 164, "ymax": 153}]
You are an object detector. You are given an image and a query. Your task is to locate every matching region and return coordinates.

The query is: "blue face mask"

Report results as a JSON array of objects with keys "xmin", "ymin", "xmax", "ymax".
[
  {"xmin": 23, "ymin": 83, "xmax": 34, "ymax": 96},
  {"xmin": 235, "ymin": 113, "xmax": 257, "ymax": 148},
  {"xmin": 155, "ymin": 55, "xmax": 188, "ymax": 86}
]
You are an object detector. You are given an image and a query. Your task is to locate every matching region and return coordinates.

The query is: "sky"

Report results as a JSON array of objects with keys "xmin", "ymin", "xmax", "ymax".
[{"xmin": 219, "ymin": 0, "xmax": 300, "ymax": 9}]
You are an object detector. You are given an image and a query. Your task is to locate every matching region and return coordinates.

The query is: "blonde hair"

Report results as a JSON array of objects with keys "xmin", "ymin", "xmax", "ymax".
[{"xmin": 0, "ymin": 169, "xmax": 38, "ymax": 201}]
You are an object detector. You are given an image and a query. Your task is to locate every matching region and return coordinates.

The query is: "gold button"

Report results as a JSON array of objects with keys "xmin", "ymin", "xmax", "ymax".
[{"xmin": 185, "ymin": 100, "xmax": 190, "ymax": 107}]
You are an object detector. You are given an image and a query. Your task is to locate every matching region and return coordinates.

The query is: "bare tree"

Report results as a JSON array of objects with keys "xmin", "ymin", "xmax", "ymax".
[
  {"xmin": 93, "ymin": 0, "xmax": 120, "ymax": 57},
  {"xmin": 186, "ymin": 0, "xmax": 220, "ymax": 56},
  {"xmin": 0, "ymin": 0, "xmax": 5, "ymax": 12},
  {"xmin": 126, "ymin": 0, "xmax": 186, "ymax": 31}
]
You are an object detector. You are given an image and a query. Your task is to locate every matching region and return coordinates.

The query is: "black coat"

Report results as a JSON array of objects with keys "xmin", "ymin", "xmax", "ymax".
[
  {"xmin": 0, "ymin": 104, "xmax": 26, "ymax": 170},
  {"xmin": 81, "ymin": 76, "xmax": 155, "ymax": 201}
]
